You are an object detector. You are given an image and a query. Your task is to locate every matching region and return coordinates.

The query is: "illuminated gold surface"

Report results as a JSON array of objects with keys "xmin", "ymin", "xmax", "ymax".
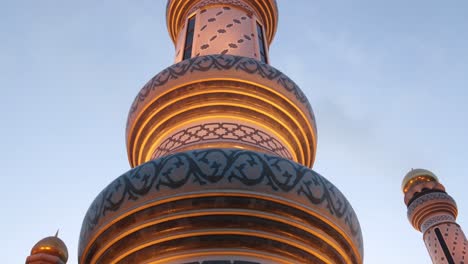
[
  {"xmin": 408, "ymin": 196, "xmax": 458, "ymax": 231},
  {"xmin": 144, "ymin": 249, "xmax": 296, "ymax": 264},
  {"xmin": 116, "ymin": 230, "xmax": 334, "ymax": 264},
  {"xmin": 30, "ymin": 236, "xmax": 68, "ymax": 263},
  {"xmin": 402, "ymin": 168, "xmax": 439, "ymax": 192},
  {"xmin": 80, "ymin": 173, "xmax": 362, "ymax": 264},
  {"xmin": 135, "ymin": 102, "xmax": 304, "ymax": 163},
  {"xmin": 78, "ymin": 1, "xmax": 364, "ymax": 263},
  {"xmin": 128, "ymin": 76, "xmax": 316, "ymax": 131},
  {"xmin": 89, "ymin": 209, "xmax": 355, "ymax": 264},
  {"xmin": 126, "ymin": 72, "xmax": 317, "ymax": 168}
]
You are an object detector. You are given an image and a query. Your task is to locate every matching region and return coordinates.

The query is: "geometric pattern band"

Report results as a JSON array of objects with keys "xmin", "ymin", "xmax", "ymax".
[
  {"xmin": 152, "ymin": 122, "xmax": 293, "ymax": 159},
  {"xmin": 189, "ymin": 0, "xmax": 256, "ymax": 14},
  {"xmin": 421, "ymin": 215, "xmax": 456, "ymax": 233}
]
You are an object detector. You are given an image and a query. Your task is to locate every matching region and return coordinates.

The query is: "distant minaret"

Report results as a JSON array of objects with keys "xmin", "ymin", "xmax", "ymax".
[{"xmin": 402, "ymin": 169, "xmax": 468, "ymax": 264}]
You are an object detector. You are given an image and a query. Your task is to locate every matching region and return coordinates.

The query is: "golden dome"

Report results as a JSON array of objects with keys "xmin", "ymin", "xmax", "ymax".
[
  {"xmin": 402, "ymin": 168, "xmax": 439, "ymax": 193},
  {"xmin": 31, "ymin": 235, "xmax": 68, "ymax": 263}
]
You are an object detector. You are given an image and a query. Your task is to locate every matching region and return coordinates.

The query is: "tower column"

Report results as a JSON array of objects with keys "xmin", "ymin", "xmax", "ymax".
[
  {"xmin": 168, "ymin": 0, "xmax": 277, "ymax": 63},
  {"xmin": 402, "ymin": 169, "xmax": 468, "ymax": 264},
  {"xmin": 174, "ymin": 2, "xmax": 269, "ymax": 63}
]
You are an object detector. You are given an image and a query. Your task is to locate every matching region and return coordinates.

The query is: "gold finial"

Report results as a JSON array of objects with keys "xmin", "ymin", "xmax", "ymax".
[
  {"xmin": 402, "ymin": 168, "xmax": 439, "ymax": 193},
  {"xmin": 31, "ymin": 232, "xmax": 69, "ymax": 263}
]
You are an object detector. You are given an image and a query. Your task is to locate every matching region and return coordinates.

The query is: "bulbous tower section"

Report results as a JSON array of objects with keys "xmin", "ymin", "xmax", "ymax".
[
  {"xmin": 126, "ymin": 0, "xmax": 316, "ymax": 168},
  {"xmin": 79, "ymin": 1, "xmax": 363, "ymax": 263},
  {"xmin": 403, "ymin": 169, "xmax": 468, "ymax": 264}
]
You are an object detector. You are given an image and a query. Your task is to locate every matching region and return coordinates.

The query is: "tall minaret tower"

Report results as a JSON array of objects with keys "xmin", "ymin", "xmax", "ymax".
[
  {"xmin": 402, "ymin": 169, "xmax": 468, "ymax": 264},
  {"xmin": 78, "ymin": 1, "xmax": 363, "ymax": 263}
]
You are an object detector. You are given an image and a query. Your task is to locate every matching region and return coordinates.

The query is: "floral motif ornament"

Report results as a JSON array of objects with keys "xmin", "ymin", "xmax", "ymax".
[
  {"xmin": 127, "ymin": 55, "xmax": 315, "ymax": 130},
  {"xmin": 80, "ymin": 148, "xmax": 362, "ymax": 253}
]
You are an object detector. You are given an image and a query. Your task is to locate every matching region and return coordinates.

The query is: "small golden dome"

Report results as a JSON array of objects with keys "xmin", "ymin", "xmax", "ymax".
[
  {"xmin": 31, "ymin": 235, "xmax": 68, "ymax": 262},
  {"xmin": 402, "ymin": 168, "xmax": 439, "ymax": 193}
]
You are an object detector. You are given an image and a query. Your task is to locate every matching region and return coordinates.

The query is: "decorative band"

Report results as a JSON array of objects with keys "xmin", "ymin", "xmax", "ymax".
[
  {"xmin": 189, "ymin": 0, "xmax": 256, "ymax": 16},
  {"xmin": 422, "ymin": 215, "xmax": 456, "ymax": 233},
  {"xmin": 152, "ymin": 122, "xmax": 293, "ymax": 160},
  {"xmin": 407, "ymin": 192, "xmax": 455, "ymax": 216}
]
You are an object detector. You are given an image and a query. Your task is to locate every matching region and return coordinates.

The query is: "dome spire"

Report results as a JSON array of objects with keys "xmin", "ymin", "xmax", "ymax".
[{"xmin": 26, "ymin": 232, "xmax": 68, "ymax": 264}]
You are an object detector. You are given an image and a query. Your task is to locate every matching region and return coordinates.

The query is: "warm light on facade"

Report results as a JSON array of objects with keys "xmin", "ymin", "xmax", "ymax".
[{"xmin": 27, "ymin": 1, "xmax": 365, "ymax": 263}]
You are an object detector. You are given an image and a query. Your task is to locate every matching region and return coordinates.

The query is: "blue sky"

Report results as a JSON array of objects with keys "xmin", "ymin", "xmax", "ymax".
[{"xmin": 1, "ymin": 0, "xmax": 467, "ymax": 263}]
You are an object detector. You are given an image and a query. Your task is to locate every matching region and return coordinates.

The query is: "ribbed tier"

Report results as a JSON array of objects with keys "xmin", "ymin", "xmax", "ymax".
[
  {"xmin": 79, "ymin": 149, "xmax": 363, "ymax": 264},
  {"xmin": 126, "ymin": 55, "xmax": 317, "ymax": 168}
]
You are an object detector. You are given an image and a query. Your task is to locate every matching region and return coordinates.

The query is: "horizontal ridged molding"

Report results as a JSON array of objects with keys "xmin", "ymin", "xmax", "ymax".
[
  {"xmin": 126, "ymin": 55, "xmax": 317, "ymax": 168},
  {"xmin": 79, "ymin": 149, "xmax": 363, "ymax": 264}
]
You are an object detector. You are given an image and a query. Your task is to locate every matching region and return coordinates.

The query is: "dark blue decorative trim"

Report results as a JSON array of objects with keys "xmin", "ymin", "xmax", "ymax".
[{"xmin": 79, "ymin": 149, "xmax": 362, "ymax": 254}]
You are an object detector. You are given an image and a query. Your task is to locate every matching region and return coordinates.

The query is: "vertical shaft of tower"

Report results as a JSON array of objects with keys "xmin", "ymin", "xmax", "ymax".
[
  {"xmin": 171, "ymin": 1, "xmax": 271, "ymax": 63},
  {"xmin": 167, "ymin": 0, "xmax": 277, "ymax": 63},
  {"xmin": 402, "ymin": 169, "xmax": 468, "ymax": 264}
]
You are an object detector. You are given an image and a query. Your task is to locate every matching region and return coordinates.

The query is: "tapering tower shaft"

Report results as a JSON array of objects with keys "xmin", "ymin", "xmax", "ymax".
[
  {"xmin": 403, "ymin": 169, "xmax": 468, "ymax": 264},
  {"xmin": 423, "ymin": 218, "xmax": 467, "ymax": 264},
  {"xmin": 172, "ymin": 2, "xmax": 270, "ymax": 63},
  {"xmin": 167, "ymin": 0, "xmax": 277, "ymax": 63}
]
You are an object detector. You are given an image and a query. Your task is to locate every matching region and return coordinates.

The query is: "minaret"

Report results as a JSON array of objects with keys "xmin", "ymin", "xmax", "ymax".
[
  {"xmin": 402, "ymin": 169, "xmax": 468, "ymax": 264},
  {"xmin": 78, "ymin": 1, "xmax": 363, "ymax": 263}
]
